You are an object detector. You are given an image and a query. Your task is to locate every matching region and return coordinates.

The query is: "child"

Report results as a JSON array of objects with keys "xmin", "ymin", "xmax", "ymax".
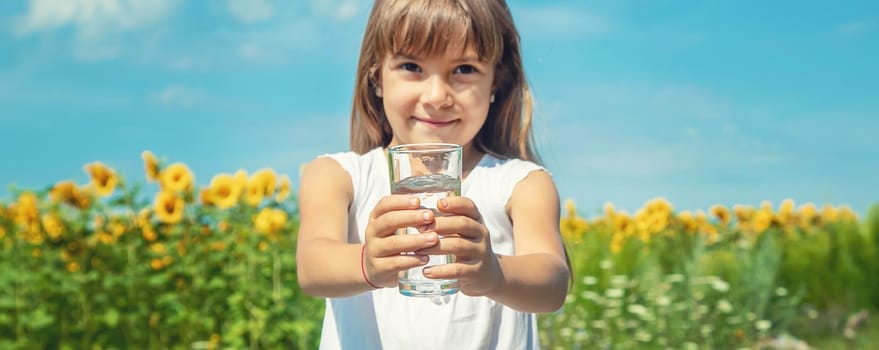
[{"xmin": 296, "ymin": 0, "xmax": 570, "ymax": 348}]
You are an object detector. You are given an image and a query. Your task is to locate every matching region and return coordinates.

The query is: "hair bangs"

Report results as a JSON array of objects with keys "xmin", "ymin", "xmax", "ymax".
[{"xmin": 377, "ymin": 0, "xmax": 502, "ymax": 63}]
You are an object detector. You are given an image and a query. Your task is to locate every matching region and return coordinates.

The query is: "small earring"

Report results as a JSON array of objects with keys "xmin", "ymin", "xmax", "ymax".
[
  {"xmin": 489, "ymin": 94, "xmax": 495, "ymax": 103},
  {"xmin": 375, "ymin": 87, "xmax": 382, "ymax": 97}
]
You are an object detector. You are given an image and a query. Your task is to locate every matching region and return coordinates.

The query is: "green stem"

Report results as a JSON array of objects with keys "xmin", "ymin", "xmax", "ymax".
[
  {"xmin": 249, "ymin": 248, "xmax": 256, "ymax": 350},
  {"xmin": 14, "ymin": 239, "xmax": 23, "ymax": 341},
  {"xmin": 273, "ymin": 250, "xmax": 281, "ymax": 304}
]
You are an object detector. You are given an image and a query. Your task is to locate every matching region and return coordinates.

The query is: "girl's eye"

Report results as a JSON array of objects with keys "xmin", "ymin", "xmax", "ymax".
[
  {"xmin": 454, "ymin": 65, "xmax": 478, "ymax": 74},
  {"xmin": 400, "ymin": 62, "xmax": 421, "ymax": 72}
]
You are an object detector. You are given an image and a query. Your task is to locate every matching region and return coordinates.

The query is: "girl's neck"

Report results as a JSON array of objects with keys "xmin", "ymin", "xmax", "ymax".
[{"xmin": 461, "ymin": 145, "xmax": 484, "ymax": 179}]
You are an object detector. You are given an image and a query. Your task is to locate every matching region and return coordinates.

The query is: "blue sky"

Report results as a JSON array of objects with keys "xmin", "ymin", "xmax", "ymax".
[{"xmin": 1, "ymin": 0, "xmax": 877, "ymax": 217}]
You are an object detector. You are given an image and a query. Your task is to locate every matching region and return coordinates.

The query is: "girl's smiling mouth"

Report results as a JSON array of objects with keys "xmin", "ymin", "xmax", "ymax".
[{"xmin": 413, "ymin": 117, "xmax": 457, "ymax": 128}]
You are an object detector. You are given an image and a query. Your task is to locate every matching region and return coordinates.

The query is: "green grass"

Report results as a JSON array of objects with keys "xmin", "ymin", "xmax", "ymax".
[{"xmin": 799, "ymin": 316, "xmax": 879, "ymax": 350}]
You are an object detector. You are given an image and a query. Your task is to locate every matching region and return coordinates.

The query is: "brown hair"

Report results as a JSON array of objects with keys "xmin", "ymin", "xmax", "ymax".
[{"xmin": 350, "ymin": 0, "xmax": 540, "ymax": 164}]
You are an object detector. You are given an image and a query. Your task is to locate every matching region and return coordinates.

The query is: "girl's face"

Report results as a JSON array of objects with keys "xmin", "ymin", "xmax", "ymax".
[{"xmin": 378, "ymin": 44, "xmax": 495, "ymax": 155}]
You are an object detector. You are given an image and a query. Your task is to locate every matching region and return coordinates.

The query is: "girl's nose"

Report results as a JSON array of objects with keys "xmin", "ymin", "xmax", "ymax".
[{"xmin": 421, "ymin": 75, "xmax": 453, "ymax": 109}]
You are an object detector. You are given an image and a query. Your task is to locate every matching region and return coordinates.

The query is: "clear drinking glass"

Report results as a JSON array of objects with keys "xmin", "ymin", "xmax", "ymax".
[{"xmin": 388, "ymin": 143, "xmax": 462, "ymax": 297}]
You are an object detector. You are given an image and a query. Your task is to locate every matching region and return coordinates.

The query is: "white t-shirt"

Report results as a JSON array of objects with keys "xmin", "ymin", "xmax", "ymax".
[{"xmin": 318, "ymin": 147, "xmax": 547, "ymax": 350}]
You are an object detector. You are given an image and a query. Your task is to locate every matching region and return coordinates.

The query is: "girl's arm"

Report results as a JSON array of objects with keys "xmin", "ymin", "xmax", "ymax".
[
  {"xmin": 296, "ymin": 157, "xmax": 439, "ymax": 298},
  {"xmin": 490, "ymin": 170, "xmax": 570, "ymax": 312},
  {"xmin": 419, "ymin": 170, "xmax": 570, "ymax": 312},
  {"xmin": 296, "ymin": 157, "xmax": 370, "ymax": 297}
]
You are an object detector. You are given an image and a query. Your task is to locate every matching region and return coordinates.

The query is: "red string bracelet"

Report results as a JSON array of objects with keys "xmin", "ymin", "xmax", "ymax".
[{"xmin": 361, "ymin": 243, "xmax": 380, "ymax": 289}]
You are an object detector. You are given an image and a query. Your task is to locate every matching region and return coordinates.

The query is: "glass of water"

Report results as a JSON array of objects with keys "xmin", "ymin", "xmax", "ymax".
[{"xmin": 388, "ymin": 143, "xmax": 462, "ymax": 297}]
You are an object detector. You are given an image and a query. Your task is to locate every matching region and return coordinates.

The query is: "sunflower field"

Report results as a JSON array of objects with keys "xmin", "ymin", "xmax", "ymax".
[{"xmin": 1, "ymin": 152, "xmax": 877, "ymax": 349}]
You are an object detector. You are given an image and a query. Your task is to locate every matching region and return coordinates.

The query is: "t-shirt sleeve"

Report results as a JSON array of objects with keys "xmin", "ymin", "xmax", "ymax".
[{"xmin": 498, "ymin": 159, "xmax": 550, "ymax": 205}]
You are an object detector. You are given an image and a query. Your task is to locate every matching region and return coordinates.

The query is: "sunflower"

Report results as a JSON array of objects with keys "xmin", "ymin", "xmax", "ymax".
[
  {"xmin": 41, "ymin": 213, "xmax": 65, "ymax": 241},
  {"xmin": 796, "ymin": 202, "xmax": 818, "ymax": 229},
  {"xmin": 142, "ymin": 151, "xmax": 160, "ymax": 182},
  {"xmin": 154, "ymin": 190, "xmax": 185, "ymax": 224},
  {"xmin": 254, "ymin": 207, "xmax": 287, "ymax": 234},
  {"xmin": 84, "ymin": 162, "xmax": 119, "ymax": 197},
  {"xmin": 49, "ymin": 180, "xmax": 76, "ymax": 204},
  {"xmin": 677, "ymin": 210, "xmax": 699, "ymax": 233},
  {"xmin": 48, "ymin": 181, "xmax": 91, "ymax": 209},
  {"xmin": 159, "ymin": 162, "xmax": 194, "ymax": 194},
  {"xmin": 751, "ymin": 208, "xmax": 773, "ymax": 234},
  {"xmin": 243, "ymin": 177, "xmax": 265, "ymax": 207},
  {"xmin": 710, "ymin": 204, "xmax": 731, "ymax": 225},
  {"xmin": 13, "ymin": 191, "xmax": 40, "ymax": 228},
  {"xmin": 199, "ymin": 188, "xmax": 214, "ymax": 206},
  {"xmin": 209, "ymin": 173, "xmax": 242, "ymax": 209},
  {"xmin": 251, "ymin": 168, "xmax": 278, "ymax": 196},
  {"xmin": 276, "ymin": 175, "xmax": 291, "ymax": 202}
]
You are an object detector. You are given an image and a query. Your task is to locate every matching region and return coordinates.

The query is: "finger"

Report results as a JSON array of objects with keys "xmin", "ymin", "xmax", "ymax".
[
  {"xmin": 421, "ymin": 261, "xmax": 474, "ymax": 280},
  {"xmin": 372, "ymin": 232, "xmax": 439, "ymax": 257},
  {"xmin": 430, "ymin": 214, "xmax": 487, "ymax": 240},
  {"xmin": 370, "ymin": 195, "xmax": 422, "ymax": 220},
  {"xmin": 373, "ymin": 254, "xmax": 431, "ymax": 276},
  {"xmin": 415, "ymin": 235, "xmax": 481, "ymax": 258},
  {"xmin": 436, "ymin": 196, "xmax": 482, "ymax": 222},
  {"xmin": 369, "ymin": 208, "xmax": 435, "ymax": 238}
]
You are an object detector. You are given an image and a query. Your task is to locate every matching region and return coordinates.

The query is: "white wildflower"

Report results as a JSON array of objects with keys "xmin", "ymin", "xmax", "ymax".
[
  {"xmin": 592, "ymin": 320, "xmax": 607, "ymax": 329},
  {"xmin": 656, "ymin": 295, "xmax": 671, "ymax": 307},
  {"xmin": 627, "ymin": 304, "xmax": 648, "ymax": 317},
  {"xmin": 582, "ymin": 276, "xmax": 598, "ymax": 285},
  {"xmin": 697, "ymin": 305, "xmax": 709, "ymax": 317},
  {"xmin": 634, "ymin": 330, "xmax": 652, "ymax": 342},
  {"xmin": 700, "ymin": 324, "xmax": 713, "ymax": 336},
  {"xmin": 610, "ymin": 275, "xmax": 628, "ymax": 287},
  {"xmin": 600, "ymin": 259, "xmax": 614, "ymax": 270},
  {"xmin": 717, "ymin": 299, "xmax": 733, "ymax": 313},
  {"xmin": 559, "ymin": 327, "xmax": 573, "ymax": 337},
  {"xmin": 666, "ymin": 274, "xmax": 685, "ymax": 283},
  {"xmin": 711, "ymin": 279, "xmax": 730, "ymax": 293},
  {"xmin": 581, "ymin": 291, "xmax": 601, "ymax": 302},
  {"xmin": 605, "ymin": 288, "xmax": 624, "ymax": 298},
  {"xmin": 775, "ymin": 287, "xmax": 788, "ymax": 297},
  {"xmin": 756, "ymin": 320, "xmax": 772, "ymax": 331}
]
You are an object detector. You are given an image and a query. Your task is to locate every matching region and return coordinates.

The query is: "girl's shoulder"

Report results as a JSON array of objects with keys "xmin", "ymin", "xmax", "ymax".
[
  {"xmin": 465, "ymin": 154, "xmax": 552, "ymax": 204},
  {"xmin": 474, "ymin": 154, "xmax": 549, "ymax": 180},
  {"xmin": 316, "ymin": 147, "xmax": 385, "ymax": 180}
]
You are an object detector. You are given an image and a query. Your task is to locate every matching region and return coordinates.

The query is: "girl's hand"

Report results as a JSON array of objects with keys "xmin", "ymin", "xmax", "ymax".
[
  {"xmin": 418, "ymin": 197, "xmax": 503, "ymax": 297},
  {"xmin": 362, "ymin": 195, "xmax": 439, "ymax": 288}
]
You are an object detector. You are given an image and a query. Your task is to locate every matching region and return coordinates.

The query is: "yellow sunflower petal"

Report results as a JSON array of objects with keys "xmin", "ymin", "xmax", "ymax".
[
  {"xmin": 84, "ymin": 162, "xmax": 119, "ymax": 197},
  {"xmin": 142, "ymin": 151, "xmax": 161, "ymax": 182},
  {"xmin": 154, "ymin": 190, "xmax": 185, "ymax": 224}
]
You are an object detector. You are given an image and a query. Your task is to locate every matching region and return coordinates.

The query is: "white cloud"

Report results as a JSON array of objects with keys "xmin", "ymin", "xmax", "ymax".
[
  {"xmin": 334, "ymin": 1, "xmax": 360, "ymax": 21},
  {"xmin": 575, "ymin": 147, "xmax": 690, "ymax": 178},
  {"xmin": 516, "ymin": 6, "xmax": 611, "ymax": 38},
  {"xmin": 555, "ymin": 82, "xmax": 733, "ymax": 121},
  {"xmin": 226, "ymin": 0, "xmax": 274, "ymax": 24},
  {"xmin": 13, "ymin": 0, "xmax": 178, "ymax": 61},
  {"xmin": 15, "ymin": 0, "xmax": 177, "ymax": 35},
  {"xmin": 310, "ymin": 0, "xmax": 363, "ymax": 22},
  {"xmin": 836, "ymin": 20, "xmax": 874, "ymax": 37},
  {"xmin": 153, "ymin": 85, "xmax": 206, "ymax": 107}
]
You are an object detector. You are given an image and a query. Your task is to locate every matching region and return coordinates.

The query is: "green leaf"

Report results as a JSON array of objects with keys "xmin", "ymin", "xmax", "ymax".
[{"xmin": 104, "ymin": 308, "xmax": 120, "ymax": 327}]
